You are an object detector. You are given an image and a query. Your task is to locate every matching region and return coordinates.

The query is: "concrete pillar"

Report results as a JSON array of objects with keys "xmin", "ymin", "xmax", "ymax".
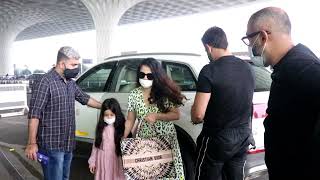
[
  {"xmin": 0, "ymin": 33, "xmax": 16, "ymax": 75},
  {"xmin": 81, "ymin": 0, "xmax": 144, "ymax": 62},
  {"xmin": 0, "ymin": 7, "xmax": 49, "ymax": 75}
]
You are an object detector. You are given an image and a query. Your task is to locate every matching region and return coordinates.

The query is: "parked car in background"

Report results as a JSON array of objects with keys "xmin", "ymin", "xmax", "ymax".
[{"xmin": 75, "ymin": 53, "xmax": 271, "ymax": 179}]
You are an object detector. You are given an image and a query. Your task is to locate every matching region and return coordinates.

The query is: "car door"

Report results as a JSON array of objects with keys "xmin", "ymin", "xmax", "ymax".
[
  {"xmin": 101, "ymin": 59, "xmax": 143, "ymax": 115},
  {"xmin": 75, "ymin": 61, "xmax": 117, "ymax": 141},
  {"xmin": 101, "ymin": 59, "xmax": 201, "ymax": 142},
  {"xmin": 162, "ymin": 61, "xmax": 201, "ymax": 142}
]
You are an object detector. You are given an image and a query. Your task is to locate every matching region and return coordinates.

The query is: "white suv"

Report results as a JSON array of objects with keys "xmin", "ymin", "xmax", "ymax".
[{"xmin": 75, "ymin": 53, "xmax": 271, "ymax": 179}]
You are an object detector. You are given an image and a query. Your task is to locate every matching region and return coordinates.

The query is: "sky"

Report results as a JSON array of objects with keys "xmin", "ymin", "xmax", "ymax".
[{"xmin": 11, "ymin": 0, "xmax": 320, "ymax": 72}]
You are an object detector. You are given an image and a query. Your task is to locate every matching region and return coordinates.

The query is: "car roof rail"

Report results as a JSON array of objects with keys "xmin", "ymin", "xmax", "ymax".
[{"xmin": 104, "ymin": 52, "xmax": 201, "ymax": 61}]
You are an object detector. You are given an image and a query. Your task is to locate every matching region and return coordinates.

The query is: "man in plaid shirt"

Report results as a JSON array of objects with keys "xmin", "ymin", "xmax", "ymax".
[{"xmin": 25, "ymin": 46, "xmax": 101, "ymax": 180}]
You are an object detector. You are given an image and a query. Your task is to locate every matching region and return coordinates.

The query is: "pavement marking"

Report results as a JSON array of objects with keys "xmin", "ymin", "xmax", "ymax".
[
  {"xmin": 0, "ymin": 148, "xmax": 24, "ymax": 180},
  {"xmin": 0, "ymin": 120, "xmax": 26, "ymax": 125},
  {"xmin": 0, "ymin": 142, "xmax": 42, "ymax": 179}
]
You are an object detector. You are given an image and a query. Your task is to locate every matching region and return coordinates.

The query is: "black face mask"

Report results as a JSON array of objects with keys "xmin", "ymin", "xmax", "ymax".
[{"xmin": 64, "ymin": 67, "xmax": 79, "ymax": 79}]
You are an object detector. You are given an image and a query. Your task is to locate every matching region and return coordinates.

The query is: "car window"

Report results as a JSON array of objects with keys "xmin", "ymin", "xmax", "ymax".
[
  {"xmin": 77, "ymin": 62, "xmax": 116, "ymax": 92},
  {"xmin": 251, "ymin": 65, "xmax": 272, "ymax": 92},
  {"xmin": 164, "ymin": 62, "xmax": 197, "ymax": 91},
  {"xmin": 111, "ymin": 59, "xmax": 143, "ymax": 93}
]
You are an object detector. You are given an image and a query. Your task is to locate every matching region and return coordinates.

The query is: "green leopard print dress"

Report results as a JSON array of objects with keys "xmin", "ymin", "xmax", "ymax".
[{"xmin": 127, "ymin": 87, "xmax": 185, "ymax": 180}]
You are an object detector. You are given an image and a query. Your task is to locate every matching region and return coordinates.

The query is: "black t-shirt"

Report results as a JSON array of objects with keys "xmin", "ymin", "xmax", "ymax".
[
  {"xmin": 265, "ymin": 44, "xmax": 320, "ymax": 148},
  {"xmin": 197, "ymin": 55, "xmax": 255, "ymax": 135}
]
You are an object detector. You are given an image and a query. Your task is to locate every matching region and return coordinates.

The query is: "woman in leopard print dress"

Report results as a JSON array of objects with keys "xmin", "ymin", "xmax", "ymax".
[{"xmin": 124, "ymin": 58, "xmax": 186, "ymax": 180}]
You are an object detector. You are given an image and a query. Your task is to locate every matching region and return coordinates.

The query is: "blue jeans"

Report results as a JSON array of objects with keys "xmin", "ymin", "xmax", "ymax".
[{"xmin": 39, "ymin": 150, "xmax": 73, "ymax": 180}]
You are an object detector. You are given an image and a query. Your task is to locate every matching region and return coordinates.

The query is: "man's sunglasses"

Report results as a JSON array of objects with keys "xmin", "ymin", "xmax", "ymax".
[
  {"xmin": 241, "ymin": 30, "xmax": 271, "ymax": 46},
  {"xmin": 138, "ymin": 72, "xmax": 154, "ymax": 80}
]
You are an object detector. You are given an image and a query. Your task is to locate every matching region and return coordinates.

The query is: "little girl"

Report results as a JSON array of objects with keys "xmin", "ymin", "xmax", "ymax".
[{"xmin": 88, "ymin": 98, "xmax": 125, "ymax": 180}]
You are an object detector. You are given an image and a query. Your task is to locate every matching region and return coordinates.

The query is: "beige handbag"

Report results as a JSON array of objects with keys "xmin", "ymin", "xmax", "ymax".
[{"xmin": 121, "ymin": 120, "xmax": 176, "ymax": 179}]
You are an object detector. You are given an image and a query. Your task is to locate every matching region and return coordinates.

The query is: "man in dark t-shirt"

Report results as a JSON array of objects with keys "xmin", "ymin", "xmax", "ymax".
[
  {"xmin": 191, "ymin": 27, "xmax": 255, "ymax": 180},
  {"xmin": 244, "ymin": 7, "xmax": 320, "ymax": 179}
]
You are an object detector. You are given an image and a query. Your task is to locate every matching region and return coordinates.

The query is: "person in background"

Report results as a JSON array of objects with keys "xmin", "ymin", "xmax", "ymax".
[{"xmin": 25, "ymin": 46, "xmax": 101, "ymax": 180}]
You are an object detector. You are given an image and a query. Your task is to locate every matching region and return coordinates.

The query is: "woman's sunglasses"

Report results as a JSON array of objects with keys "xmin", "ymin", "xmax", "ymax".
[{"xmin": 138, "ymin": 72, "xmax": 154, "ymax": 80}]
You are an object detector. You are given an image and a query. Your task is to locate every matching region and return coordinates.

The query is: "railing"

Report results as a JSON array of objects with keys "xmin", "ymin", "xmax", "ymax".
[{"xmin": 0, "ymin": 84, "xmax": 28, "ymax": 118}]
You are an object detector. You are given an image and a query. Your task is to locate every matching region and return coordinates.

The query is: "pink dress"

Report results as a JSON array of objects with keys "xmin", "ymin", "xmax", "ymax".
[{"xmin": 88, "ymin": 125, "xmax": 125, "ymax": 180}]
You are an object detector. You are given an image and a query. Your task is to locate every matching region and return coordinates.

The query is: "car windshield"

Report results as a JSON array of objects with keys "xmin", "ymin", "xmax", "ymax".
[{"xmin": 250, "ymin": 64, "xmax": 272, "ymax": 92}]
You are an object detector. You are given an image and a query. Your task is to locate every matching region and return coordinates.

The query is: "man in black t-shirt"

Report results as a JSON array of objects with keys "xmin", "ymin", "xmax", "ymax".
[
  {"xmin": 243, "ymin": 7, "xmax": 320, "ymax": 179},
  {"xmin": 191, "ymin": 27, "xmax": 255, "ymax": 180}
]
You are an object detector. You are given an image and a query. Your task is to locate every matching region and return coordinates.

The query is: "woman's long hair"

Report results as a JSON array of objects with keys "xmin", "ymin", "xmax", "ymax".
[
  {"xmin": 137, "ymin": 58, "xmax": 186, "ymax": 112},
  {"xmin": 94, "ymin": 98, "xmax": 125, "ymax": 156}
]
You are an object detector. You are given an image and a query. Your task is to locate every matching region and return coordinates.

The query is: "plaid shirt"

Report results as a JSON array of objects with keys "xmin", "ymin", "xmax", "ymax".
[{"xmin": 28, "ymin": 69, "xmax": 90, "ymax": 152}]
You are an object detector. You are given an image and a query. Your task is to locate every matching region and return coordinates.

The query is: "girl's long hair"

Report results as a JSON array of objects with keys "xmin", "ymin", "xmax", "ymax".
[
  {"xmin": 94, "ymin": 98, "xmax": 125, "ymax": 156},
  {"xmin": 137, "ymin": 58, "xmax": 186, "ymax": 112}
]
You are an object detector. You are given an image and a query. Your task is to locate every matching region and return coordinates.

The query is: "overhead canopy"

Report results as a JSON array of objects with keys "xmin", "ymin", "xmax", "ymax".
[{"xmin": 0, "ymin": 0, "xmax": 266, "ymax": 41}]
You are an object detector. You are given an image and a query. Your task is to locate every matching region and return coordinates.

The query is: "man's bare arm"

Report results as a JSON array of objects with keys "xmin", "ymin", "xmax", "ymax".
[
  {"xmin": 87, "ymin": 98, "xmax": 102, "ymax": 109},
  {"xmin": 25, "ymin": 118, "xmax": 39, "ymax": 161},
  {"xmin": 191, "ymin": 92, "xmax": 211, "ymax": 124}
]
